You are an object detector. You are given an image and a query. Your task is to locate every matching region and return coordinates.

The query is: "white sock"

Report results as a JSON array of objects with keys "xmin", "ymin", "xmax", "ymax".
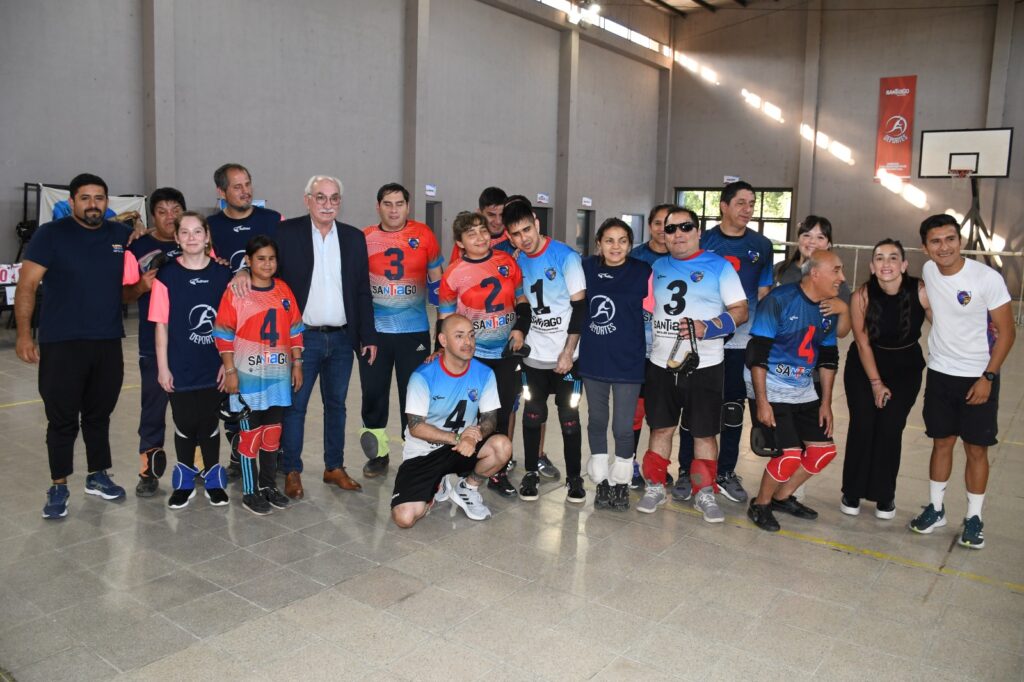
[
  {"xmin": 461, "ymin": 477, "xmax": 479, "ymax": 491},
  {"xmin": 966, "ymin": 492, "xmax": 984, "ymax": 519},
  {"xmin": 929, "ymin": 480, "xmax": 947, "ymax": 510}
]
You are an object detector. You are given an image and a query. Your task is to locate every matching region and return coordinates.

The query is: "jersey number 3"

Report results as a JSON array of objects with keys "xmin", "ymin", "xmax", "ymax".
[
  {"xmin": 384, "ymin": 247, "xmax": 405, "ymax": 281},
  {"xmin": 664, "ymin": 280, "xmax": 687, "ymax": 316}
]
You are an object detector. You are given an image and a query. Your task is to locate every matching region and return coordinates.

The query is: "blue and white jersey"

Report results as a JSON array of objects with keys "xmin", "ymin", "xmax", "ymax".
[
  {"xmin": 700, "ymin": 226, "xmax": 774, "ymax": 349},
  {"xmin": 648, "ymin": 250, "xmax": 745, "ymax": 370},
  {"xmin": 744, "ymin": 283, "xmax": 838, "ymax": 404},
  {"xmin": 517, "ymin": 239, "xmax": 586, "ymax": 367},
  {"xmin": 631, "ymin": 242, "xmax": 668, "ymax": 357},
  {"xmin": 402, "ymin": 356, "xmax": 500, "ymax": 460}
]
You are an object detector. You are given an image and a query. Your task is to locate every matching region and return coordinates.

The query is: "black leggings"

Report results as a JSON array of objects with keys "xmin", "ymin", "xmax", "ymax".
[
  {"xmin": 521, "ymin": 364, "xmax": 582, "ymax": 478},
  {"xmin": 476, "ymin": 354, "xmax": 522, "ymax": 437},
  {"xmin": 358, "ymin": 331, "xmax": 430, "ymax": 434},
  {"xmin": 168, "ymin": 388, "xmax": 222, "ymax": 472}
]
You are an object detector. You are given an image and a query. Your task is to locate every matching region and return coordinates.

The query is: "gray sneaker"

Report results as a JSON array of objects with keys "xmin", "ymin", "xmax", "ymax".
[
  {"xmin": 671, "ymin": 471, "xmax": 692, "ymax": 501},
  {"xmin": 715, "ymin": 471, "xmax": 748, "ymax": 503},
  {"xmin": 694, "ymin": 487, "xmax": 725, "ymax": 523},
  {"xmin": 636, "ymin": 484, "xmax": 666, "ymax": 514}
]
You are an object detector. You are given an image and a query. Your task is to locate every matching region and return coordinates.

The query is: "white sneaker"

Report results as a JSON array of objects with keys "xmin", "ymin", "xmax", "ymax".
[
  {"xmin": 694, "ymin": 487, "xmax": 725, "ymax": 523},
  {"xmin": 450, "ymin": 478, "xmax": 492, "ymax": 521},
  {"xmin": 636, "ymin": 484, "xmax": 666, "ymax": 514},
  {"xmin": 434, "ymin": 475, "xmax": 452, "ymax": 504}
]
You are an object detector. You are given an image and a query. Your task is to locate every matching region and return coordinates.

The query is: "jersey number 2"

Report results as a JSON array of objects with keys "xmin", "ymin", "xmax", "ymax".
[{"xmin": 481, "ymin": 277, "xmax": 504, "ymax": 313}]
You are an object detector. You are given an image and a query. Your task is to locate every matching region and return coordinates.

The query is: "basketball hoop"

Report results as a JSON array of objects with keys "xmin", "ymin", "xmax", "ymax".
[{"xmin": 949, "ymin": 167, "xmax": 972, "ymax": 193}]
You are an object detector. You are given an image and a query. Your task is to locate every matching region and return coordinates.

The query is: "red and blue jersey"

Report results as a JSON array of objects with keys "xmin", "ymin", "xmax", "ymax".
[
  {"xmin": 364, "ymin": 220, "xmax": 443, "ymax": 334},
  {"xmin": 403, "ymin": 356, "xmax": 500, "ymax": 460},
  {"xmin": 745, "ymin": 283, "xmax": 838, "ymax": 404},
  {"xmin": 149, "ymin": 259, "xmax": 232, "ymax": 391},
  {"xmin": 207, "ymin": 206, "xmax": 281, "ymax": 272},
  {"xmin": 213, "ymin": 279, "xmax": 304, "ymax": 411},
  {"xmin": 439, "ymin": 251, "xmax": 523, "ymax": 359},
  {"xmin": 700, "ymin": 226, "xmax": 775, "ymax": 349}
]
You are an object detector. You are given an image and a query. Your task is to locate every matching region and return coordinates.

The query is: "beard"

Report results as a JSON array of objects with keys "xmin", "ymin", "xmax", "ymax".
[{"xmin": 81, "ymin": 209, "xmax": 103, "ymax": 227}]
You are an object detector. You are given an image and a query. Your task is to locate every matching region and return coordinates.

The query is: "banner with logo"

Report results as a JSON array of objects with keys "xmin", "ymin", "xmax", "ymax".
[{"xmin": 874, "ymin": 75, "xmax": 916, "ymax": 178}]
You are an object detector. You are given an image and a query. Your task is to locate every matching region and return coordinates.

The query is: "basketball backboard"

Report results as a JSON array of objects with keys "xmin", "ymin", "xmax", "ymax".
[{"xmin": 918, "ymin": 128, "xmax": 1013, "ymax": 178}]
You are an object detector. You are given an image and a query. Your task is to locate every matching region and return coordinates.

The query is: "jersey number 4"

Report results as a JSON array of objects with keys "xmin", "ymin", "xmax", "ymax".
[
  {"xmin": 260, "ymin": 309, "xmax": 279, "ymax": 347},
  {"xmin": 444, "ymin": 400, "xmax": 468, "ymax": 431},
  {"xmin": 798, "ymin": 325, "xmax": 816, "ymax": 364}
]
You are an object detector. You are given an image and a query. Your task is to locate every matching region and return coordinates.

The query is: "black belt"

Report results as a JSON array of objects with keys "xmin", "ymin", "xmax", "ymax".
[{"xmin": 307, "ymin": 325, "xmax": 346, "ymax": 333}]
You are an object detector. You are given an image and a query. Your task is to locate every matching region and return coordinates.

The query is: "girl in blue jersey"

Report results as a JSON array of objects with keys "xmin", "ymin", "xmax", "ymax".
[
  {"xmin": 580, "ymin": 219, "xmax": 650, "ymax": 511},
  {"xmin": 150, "ymin": 212, "xmax": 234, "ymax": 509}
]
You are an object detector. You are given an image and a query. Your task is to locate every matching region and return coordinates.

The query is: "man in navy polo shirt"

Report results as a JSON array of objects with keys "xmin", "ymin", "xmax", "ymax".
[{"xmin": 16, "ymin": 173, "xmax": 134, "ymax": 519}]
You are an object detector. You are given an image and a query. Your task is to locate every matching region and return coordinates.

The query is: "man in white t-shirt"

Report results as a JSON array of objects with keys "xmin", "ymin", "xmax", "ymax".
[{"xmin": 909, "ymin": 214, "xmax": 1015, "ymax": 550}]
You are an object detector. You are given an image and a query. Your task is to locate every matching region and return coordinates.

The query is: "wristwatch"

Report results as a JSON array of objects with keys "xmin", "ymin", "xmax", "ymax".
[{"xmin": 982, "ymin": 371, "xmax": 996, "ymax": 382}]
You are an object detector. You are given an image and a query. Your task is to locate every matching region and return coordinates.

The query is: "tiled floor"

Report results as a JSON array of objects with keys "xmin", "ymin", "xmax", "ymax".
[{"xmin": 0, "ymin": 316, "xmax": 1022, "ymax": 681}]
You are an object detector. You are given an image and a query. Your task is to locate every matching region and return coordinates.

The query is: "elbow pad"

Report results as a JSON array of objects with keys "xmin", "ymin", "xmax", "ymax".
[
  {"xmin": 512, "ymin": 301, "xmax": 532, "ymax": 335},
  {"xmin": 427, "ymin": 279, "xmax": 441, "ymax": 307},
  {"xmin": 567, "ymin": 298, "xmax": 586, "ymax": 335},
  {"xmin": 746, "ymin": 335, "xmax": 773, "ymax": 369},
  {"xmin": 701, "ymin": 312, "xmax": 736, "ymax": 341},
  {"xmin": 817, "ymin": 345, "xmax": 839, "ymax": 370}
]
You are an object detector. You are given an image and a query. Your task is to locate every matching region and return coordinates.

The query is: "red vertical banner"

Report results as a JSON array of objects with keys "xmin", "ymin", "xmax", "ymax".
[{"xmin": 874, "ymin": 75, "xmax": 917, "ymax": 178}]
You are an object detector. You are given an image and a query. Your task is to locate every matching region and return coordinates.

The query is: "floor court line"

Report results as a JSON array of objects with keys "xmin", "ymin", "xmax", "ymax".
[{"xmin": 0, "ymin": 384, "xmax": 140, "ymax": 409}]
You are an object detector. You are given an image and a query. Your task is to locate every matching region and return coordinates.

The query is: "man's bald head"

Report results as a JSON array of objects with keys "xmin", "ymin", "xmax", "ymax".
[
  {"xmin": 439, "ymin": 314, "xmax": 476, "ymax": 363},
  {"xmin": 800, "ymin": 249, "xmax": 841, "ymax": 278},
  {"xmin": 441, "ymin": 314, "xmax": 472, "ymax": 336}
]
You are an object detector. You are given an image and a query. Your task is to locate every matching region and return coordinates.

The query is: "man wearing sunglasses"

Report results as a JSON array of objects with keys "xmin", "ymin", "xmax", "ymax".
[
  {"xmin": 639, "ymin": 207, "xmax": 747, "ymax": 521},
  {"xmin": 675, "ymin": 181, "xmax": 774, "ymax": 506}
]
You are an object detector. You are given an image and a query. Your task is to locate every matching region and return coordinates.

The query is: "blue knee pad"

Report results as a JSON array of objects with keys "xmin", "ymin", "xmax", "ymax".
[
  {"xmin": 203, "ymin": 463, "xmax": 227, "ymax": 490},
  {"xmin": 171, "ymin": 462, "xmax": 198, "ymax": 491}
]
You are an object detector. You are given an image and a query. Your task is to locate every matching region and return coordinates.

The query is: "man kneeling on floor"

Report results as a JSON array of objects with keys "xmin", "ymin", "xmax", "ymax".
[
  {"xmin": 745, "ymin": 250, "xmax": 844, "ymax": 532},
  {"xmin": 391, "ymin": 315, "xmax": 512, "ymax": 528}
]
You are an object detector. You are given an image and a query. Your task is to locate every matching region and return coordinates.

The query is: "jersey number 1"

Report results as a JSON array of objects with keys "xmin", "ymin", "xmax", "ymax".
[{"xmin": 530, "ymin": 279, "xmax": 551, "ymax": 315}]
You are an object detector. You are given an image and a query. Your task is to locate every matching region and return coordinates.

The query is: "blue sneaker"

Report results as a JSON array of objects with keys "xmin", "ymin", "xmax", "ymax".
[
  {"xmin": 84, "ymin": 470, "xmax": 126, "ymax": 501},
  {"xmin": 958, "ymin": 515, "xmax": 985, "ymax": 550},
  {"xmin": 909, "ymin": 503, "xmax": 946, "ymax": 534},
  {"xmin": 43, "ymin": 484, "xmax": 70, "ymax": 519}
]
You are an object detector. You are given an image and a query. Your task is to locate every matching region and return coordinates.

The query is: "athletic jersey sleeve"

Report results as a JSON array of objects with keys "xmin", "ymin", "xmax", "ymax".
[
  {"xmin": 148, "ymin": 279, "xmax": 170, "ymax": 324},
  {"xmin": 479, "ymin": 368, "xmax": 500, "ymax": 414},
  {"xmin": 563, "ymin": 250, "xmax": 586, "ymax": 296},
  {"xmin": 23, "ymin": 223, "xmax": 56, "ymax": 268},
  {"xmin": 213, "ymin": 289, "xmax": 237, "ymax": 352},
  {"xmin": 123, "ymin": 251, "xmax": 140, "ymax": 286},
  {"xmin": 511, "ymin": 261, "xmax": 524, "ymax": 298},
  {"xmin": 438, "ymin": 269, "xmax": 458, "ymax": 315},
  {"xmin": 982, "ymin": 267, "xmax": 1012, "ymax": 309},
  {"xmin": 405, "ymin": 369, "xmax": 430, "ymax": 417},
  {"xmin": 750, "ymin": 292, "xmax": 782, "ymax": 338},
  {"xmin": 758, "ymin": 243, "xmax": 775, "ymax": 289},
  {"xmin": 425, "ymin": 230, "xmax": 443, "ymax": 270},
  {"xmin": 643, "ymin": 273, "xmax": 654, "ymax": 314},
  {"xmin": 718, "ymin": 263, "xmax": 746, "ymax": 307}
]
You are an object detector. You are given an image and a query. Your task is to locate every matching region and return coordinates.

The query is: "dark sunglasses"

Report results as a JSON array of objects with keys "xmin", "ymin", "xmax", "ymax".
[{"xmin": 664, "ymin": 221, "xmax": 698, "ymax": 234}]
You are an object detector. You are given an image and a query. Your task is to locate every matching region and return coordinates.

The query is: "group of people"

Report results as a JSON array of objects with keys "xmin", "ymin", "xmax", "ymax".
[{"xmin": 14, "ymin": 172, "xmax": 1014, "ymax": 551}]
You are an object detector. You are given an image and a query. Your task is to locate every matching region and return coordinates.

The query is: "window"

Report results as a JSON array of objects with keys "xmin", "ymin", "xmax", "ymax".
[{"xmin": 674, "ymin": 187, "xmax": 793, "ymax": 266}]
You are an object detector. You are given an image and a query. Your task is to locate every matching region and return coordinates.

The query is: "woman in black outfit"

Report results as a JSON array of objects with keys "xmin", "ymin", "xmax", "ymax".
[{"xmin": 841, "ymin": 239, "xmax": 929, "ymax": 519}]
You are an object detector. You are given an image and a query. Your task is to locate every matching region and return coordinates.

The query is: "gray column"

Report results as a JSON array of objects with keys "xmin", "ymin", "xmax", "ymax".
[
  {"xmin": 142, "ymin": 0, "xmax": 175, "ymax": 190},
  {"xmin": 982, "ymin": 0, "xmax": 1014, "ymax": 229},
  {"xmin": 403, "ymin": 0, "xmax": 430, "ymax": 219},
  {"xmin": 793, "ymin": 0, "xmax": 822, "ymax": 227},
  {"xmin": 555, "ymin": 29, "xmax": 579, "ymax": 245},
  {"xmin": 655, "ymin": 67, "xmax": 672, "ymax": 202}
]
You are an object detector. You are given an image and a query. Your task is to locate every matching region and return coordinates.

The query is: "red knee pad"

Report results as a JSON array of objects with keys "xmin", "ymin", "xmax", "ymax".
[
  {"xmin": 633, "ymin": 398, "xmax": 646, "ymax": 432},
  {"xmin": 238, "ymin": 427, "xmax": 263, "ymax": 459},
  {"xmin": 261, "ymin": 424, "xmax": 282, "ymax": 452},
  {"xmin": 641, "ymin": 450, "xmax": 669, "ymax": 486},
  {"xmin": 690, "ymin": 458, "xmax": 718, "ymax": 494},
  {"xmin": 766, "ymin": 448, "xmax": 802, "ymax": 483},
  {"xmin": 801, "ymin": 443, "xmax": 836, "ymax": 475}
]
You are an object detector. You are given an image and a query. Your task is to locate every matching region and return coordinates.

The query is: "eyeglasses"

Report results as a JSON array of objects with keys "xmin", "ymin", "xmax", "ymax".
[
  {"xmin": 309, "ymin": 193, "xmax": 341, "ymax": 206},
  {"xmin": 663, "ymin": 222, "xmax": 697, "ymax": 234}
]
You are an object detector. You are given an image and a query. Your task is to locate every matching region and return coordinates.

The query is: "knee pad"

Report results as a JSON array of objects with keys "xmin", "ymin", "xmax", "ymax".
[
  {"xmin": 360, "ymin": 427, "xmax": 390, "ymax": 457},
  {"xmin": 238, "ymin": 428, "xmax": 262, "ymax": 459},
  {"xmin": 560, "ymin": 416, "xmax": 581, "ymax": 437},
  {"xmin": 523, "ymin": 403, "xmax": 547, "ymax": 429},
  {"xmin": 171, "ymin": 462, "xmax": 198, "ymax": 490},
  {"xmin": 610, "ymin": 456, "xmax": 634, "ymax": 486},
  {"xmin": 632, "ymin": 398, "xmax": 645, "ymax": 432},
  {"xmin": 721, "ymin": 401, "xmax": 745, "ymax": 429},
  {"xmin": 690, "ymin": 458, "xmax": 718, "ymax": 493},
  {"xmin": 261, "ymin": 424, "xmax": 282, "ymax": 452},
  {"xmin": 203, "ymin": 463, "xmax": 227, "ymax": 490},
  {"xmin": 766, "ymin": 448, "xmax": 803, "ymax": 483},
  {"xmin": 641, "ymin": 450, "xmax": 669, "ymax": 486},
  {"xmin": 801, "ymin": 443, "xmax": 837, "ymax": 475},
  {"xmin": 586, "ymin": 454, "xmax": 609, "ymax": 483}
]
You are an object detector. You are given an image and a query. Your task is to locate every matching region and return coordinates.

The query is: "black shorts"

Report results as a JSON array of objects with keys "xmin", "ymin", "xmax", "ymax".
[
  {"xmin": 390, "ymin": 445, "xmax": 480, "ymax": 507},
  {"xmin": 644, "ymin": 361, "xmax": 723, "ymax": 438},
  {"xmin": 923, "ymin": 369, "xmax": 999, "ymax": 446},
  {"xmin": 749, "ymin": 399, "xmax": 830, "ymax": 451}
]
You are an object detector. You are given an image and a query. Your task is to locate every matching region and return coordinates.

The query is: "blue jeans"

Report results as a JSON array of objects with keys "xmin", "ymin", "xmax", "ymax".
[{"xmin": 282, "ymin": 329, "xmax": 354, "ymax": 473}]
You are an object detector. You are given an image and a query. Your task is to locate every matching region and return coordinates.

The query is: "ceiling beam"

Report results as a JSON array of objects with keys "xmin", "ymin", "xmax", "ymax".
[
  {"xmin": 733, "ymin": 0, "xmax": 748, "ymax": 5},
  {"xmin": 644, "ymin": 0, "xmax": 688, "ymax": 19},
  {"xmin": 690, "ymin": 0, "xmax": 718, "ymax": 12}
]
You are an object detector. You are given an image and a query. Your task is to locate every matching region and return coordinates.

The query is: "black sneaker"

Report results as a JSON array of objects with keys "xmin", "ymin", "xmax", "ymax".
[
  {"xmin": 135, "ymin": 475, "xmax": 159, "ymax": 498},
  {"xmin": 566, "ymin": 476, "xmax": 585, "ymax": 504},
  {"xmin": 205, "ymin": 488, "xmax": 229, "ymax": 506},
  {"xmin": 506, "ymin": 458, "xmax": 517, "ymax": 474},
  {"xmin": 771, "ymin": 495, "xmax": 818, "ymax": 520},
  {"xmin": 519, "ymin": 471, "xmax": 540, "ymax": 501},
  {"xmin": 875, "ymin": 500, "xmax": 896, "ymax": 520},
  {"xmin": 167, "ymin": 488, "xmax": 195, "ymax": 510},
  {"xmin": 610, "ymin": 483, "xmax": 630, "ymax": 511},
  {"xmin": 363, "ymin": 454, "xmax": 390, "ymax": 479},
  {"xmin": 840, "ymin": 494, "xmax": 861, "ymax": 516},
  {"xmin": 488, "ymin": 469, "xmax": 517, "ymax": 498},
  {"xmin": 242, "ymin": 493, "xmax": 272, "ymax": 515},
  {"xmin": 538, "ymin": 454, "xmax": 561, "ymax": 480},
  {"xmin": 594, "ymin": 480, "xmax": 612, "ymax": 509},
  {"xmin": 262, "ymin": 487, "xmax": 290, "ymax": 509},
  {"xmin": 748, "ymin": 501, "xmax": 780, "ymax": 532}
]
